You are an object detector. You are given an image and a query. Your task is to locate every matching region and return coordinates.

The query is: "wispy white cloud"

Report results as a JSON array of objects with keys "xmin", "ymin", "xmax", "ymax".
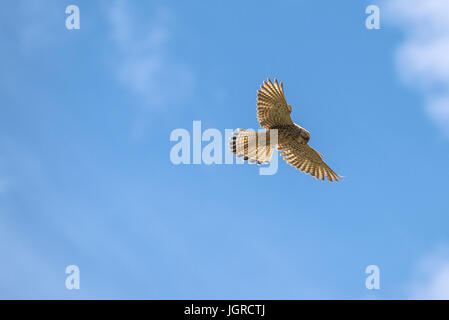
[
  {"xmin": 107, "ymin": 1, "xmax": 195, "ymax": 111},
  {"xmin": 408, "ymin": 248, "xmax": 449, "ymax": 299},
  {"xmin": 386, "ymin": 0, "xmax": 449, "ymax": 134}
]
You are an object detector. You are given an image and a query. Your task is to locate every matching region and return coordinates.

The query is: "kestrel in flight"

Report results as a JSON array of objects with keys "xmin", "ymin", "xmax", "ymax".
[{"xmin": 230, "ymin": 78, "xmax": 341, "ymax": 182}]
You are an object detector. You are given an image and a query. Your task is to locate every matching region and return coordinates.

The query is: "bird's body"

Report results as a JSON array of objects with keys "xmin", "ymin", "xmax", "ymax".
[
  {"xmin": 273, "ymin": 124, "xmax": 310, "ymax": 144},
  {"xmin": 230, "ymin": 78, "xmax": 341, "ymax": 182}
]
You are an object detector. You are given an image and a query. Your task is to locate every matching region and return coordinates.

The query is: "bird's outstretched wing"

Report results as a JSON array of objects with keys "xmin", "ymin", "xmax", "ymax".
[
  {"xmin": 278, "ymin": 140, "xmax": 341, "ymax": 182},
  {"xmin": 257, "ymin": 78, "xmax": 294, "ymax": 129}
]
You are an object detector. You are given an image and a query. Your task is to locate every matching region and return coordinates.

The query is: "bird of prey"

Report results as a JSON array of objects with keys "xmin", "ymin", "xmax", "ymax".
[{"xmin": 230, "ymin": 78, "xmax": 341, "ymax": 182}]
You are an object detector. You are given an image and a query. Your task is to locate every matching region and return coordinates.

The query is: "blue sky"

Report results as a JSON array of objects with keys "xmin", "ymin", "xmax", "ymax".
[{"xmin": 1, "ymin": 0, "xmax": 449, "ymax": 299}]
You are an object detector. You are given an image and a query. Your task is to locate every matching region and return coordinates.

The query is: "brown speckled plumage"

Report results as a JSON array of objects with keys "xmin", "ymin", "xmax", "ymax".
[{"xmin": 230, "ymin": 78, "xmax": 341, "ymax": 182}]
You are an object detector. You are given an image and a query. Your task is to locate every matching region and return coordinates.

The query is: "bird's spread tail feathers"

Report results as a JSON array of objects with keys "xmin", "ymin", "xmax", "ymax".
[{"xmin": 229, "ymin": 129, "xmax": 275, "ymax": 164}]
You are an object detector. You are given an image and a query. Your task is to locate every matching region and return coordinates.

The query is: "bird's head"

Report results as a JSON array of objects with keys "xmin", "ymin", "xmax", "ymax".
[{"xmin": 299, "ymin": 128, "xmax": 310, "ymax": 143}]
